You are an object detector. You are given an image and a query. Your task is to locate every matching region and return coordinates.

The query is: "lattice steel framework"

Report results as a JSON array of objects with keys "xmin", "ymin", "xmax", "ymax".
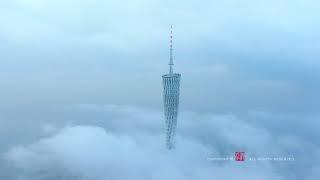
[{"xmin": 162, "ymin": 25, "xmax": 181, "ymax": 150}]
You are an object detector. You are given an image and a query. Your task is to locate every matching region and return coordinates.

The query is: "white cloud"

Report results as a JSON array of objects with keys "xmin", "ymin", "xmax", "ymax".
[
  {"xmin": 3, "ymin": 105, "xmax": 319, "ymax": 180},
  {"xmin": 4, "ymin": 125, "xmax": 281, "ymax": 180}
]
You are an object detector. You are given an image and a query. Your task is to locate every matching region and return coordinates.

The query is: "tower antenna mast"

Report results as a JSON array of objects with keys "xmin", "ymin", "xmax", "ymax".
[{"xmin": 169, "ymin": 25, "xmax": 173, "ymax": 74}]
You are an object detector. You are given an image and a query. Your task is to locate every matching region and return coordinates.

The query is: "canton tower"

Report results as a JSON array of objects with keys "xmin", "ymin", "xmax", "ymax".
[{"xmin": 162, "ymin": 25, "xmax": 181, "ymax": 150}]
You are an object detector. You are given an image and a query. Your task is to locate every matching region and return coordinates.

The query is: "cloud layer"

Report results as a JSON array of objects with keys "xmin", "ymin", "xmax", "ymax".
[{"xmin": 2, "ymin": 105, "xmax": 319, "ymax": 180}]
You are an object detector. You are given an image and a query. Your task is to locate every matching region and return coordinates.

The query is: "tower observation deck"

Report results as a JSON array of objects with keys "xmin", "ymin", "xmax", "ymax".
[{"xmin": 162, "ymin": 25, "xmax": 181, "ymax": 150}]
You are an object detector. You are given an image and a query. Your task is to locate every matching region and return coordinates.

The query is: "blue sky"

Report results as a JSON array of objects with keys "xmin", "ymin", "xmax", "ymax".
[{"xmin": 0, "ymin": 0, "xmax": 319, "ymax": 113}]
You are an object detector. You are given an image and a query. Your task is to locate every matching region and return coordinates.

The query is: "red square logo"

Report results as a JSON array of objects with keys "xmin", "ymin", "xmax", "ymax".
[{"xmin": 235, "ymin": 152, "xmax": 245, "ymax": 161}]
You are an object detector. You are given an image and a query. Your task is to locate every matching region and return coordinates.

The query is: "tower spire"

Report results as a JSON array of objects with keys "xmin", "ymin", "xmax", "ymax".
[{"xmin": 169, "ymin": 25, "xmax": 173, "ymax": 74}]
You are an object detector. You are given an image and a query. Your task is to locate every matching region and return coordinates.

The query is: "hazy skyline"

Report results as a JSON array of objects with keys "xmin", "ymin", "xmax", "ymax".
[
  {"xmin": 0, "ymin": 0, "xmax": 319, "ymax": 179},
  {"xmin": 0, "ymin": 0, "xmax": 319, "ymax": 113}
]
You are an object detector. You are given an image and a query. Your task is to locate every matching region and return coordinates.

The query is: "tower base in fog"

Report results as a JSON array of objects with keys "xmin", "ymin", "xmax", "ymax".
[{"xmin": 162, "ymin": 73, "xmax": 181, "ymax": 149}]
